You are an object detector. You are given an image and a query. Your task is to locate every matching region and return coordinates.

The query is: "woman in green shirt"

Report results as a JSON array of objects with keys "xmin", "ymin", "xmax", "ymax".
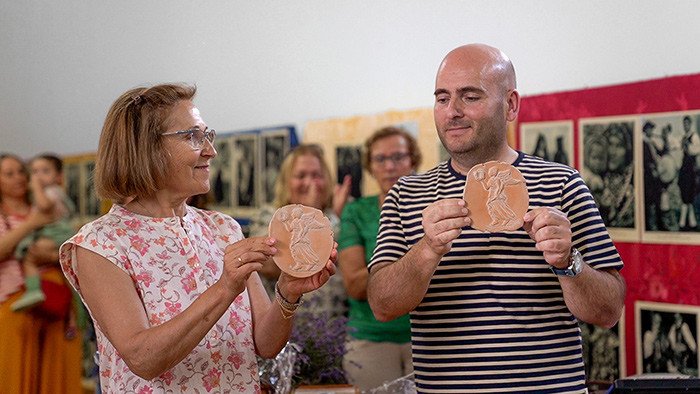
[{"xmin": 338, "ymin": 126, "xmax": 422, "ymax": 390}]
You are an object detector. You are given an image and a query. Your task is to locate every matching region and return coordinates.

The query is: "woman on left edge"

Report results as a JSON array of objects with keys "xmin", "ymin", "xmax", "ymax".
[
  {"xmin": 59, "ymin": 83, "xmax": 336, "ymax": 393},
  {"xmin": 0, "ymin": 153, "xmax": 83, "ymax": 394}
]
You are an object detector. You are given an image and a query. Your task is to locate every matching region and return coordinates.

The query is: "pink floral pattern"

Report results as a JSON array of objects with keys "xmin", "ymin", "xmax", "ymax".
[{"xmin": 60, "ymin": 205, "xmax": 261, "ymax": 393}]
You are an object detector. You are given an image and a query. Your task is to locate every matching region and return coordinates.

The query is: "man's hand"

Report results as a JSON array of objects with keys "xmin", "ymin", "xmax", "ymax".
[
  {"xmin": 421, "ymin": 198, "xmax": 471, "ymax": 258},
  {"xmin": 523, "ymin": 207, "xmax": 572, "ymax": 268}
]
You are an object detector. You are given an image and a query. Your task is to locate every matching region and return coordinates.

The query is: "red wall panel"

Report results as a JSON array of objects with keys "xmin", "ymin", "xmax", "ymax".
[{"xmin": 517, "ymin": 73, "xmax": 700, "ymax": 376}]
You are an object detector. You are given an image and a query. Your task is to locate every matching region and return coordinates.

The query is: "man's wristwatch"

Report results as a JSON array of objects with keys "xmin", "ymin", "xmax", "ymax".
[{"xmin": 550, "ymin": 248, "xmax": 584, "ymax": 277}]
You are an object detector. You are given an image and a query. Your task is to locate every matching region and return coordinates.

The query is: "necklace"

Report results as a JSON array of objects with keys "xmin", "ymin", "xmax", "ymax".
[
  {"xmin": 134, "ymin": 199, "xmax": 157, "ymax": 217},
  {"xmin": 133, "ymin": 199, "xmax": 181, "ymax": 218}
]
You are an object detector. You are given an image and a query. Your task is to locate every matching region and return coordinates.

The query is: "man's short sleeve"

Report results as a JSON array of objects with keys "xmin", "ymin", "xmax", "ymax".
[{"xmin": 367, "ymin": 185, "xmax": 408, "ymax": 271}]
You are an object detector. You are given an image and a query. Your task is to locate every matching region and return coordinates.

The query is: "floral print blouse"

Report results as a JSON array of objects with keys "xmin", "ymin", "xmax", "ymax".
[{"xmin": 60, "ymin": 204, "xmax": 260, "ymax": 393}]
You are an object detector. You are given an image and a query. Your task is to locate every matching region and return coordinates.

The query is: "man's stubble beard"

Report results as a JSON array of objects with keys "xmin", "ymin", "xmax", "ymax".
[{"xmin": 439, "ymin": 125, "xmax": 505, "ymax": 165}]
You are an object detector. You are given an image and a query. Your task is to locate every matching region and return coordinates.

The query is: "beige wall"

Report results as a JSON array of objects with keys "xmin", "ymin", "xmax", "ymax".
[{"xmin": 304, "ymin": 108, "xmax": 436, "ymax": 196}]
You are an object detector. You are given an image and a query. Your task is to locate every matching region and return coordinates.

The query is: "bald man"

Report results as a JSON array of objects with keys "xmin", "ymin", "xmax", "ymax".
[{"xmin": 367, "ymin": 44, "xmax": 625, "ymax": 393}]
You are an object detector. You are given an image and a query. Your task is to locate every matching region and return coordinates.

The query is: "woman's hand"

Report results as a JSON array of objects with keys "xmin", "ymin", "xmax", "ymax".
[
  {"xmin": 299, "ymin": 182, "xmax": 324, "ymax": 210},
  {"xmin": 29, "ymin": 175, "xmax": 43, "ymax": 196},
  {"xmin": 333, "ymin": 175, "xmax": 352, "ymax": 217},
  {"xmin": 24, "ymin": 237, "xmax": 60, "ymax": 266},
  {"xmin": 25, "ymin": 207, "xmax": 54, "ymax": 229},
  {"xmin": 221, "ymin": 237, "xmax": 277, "ymax": 298},
  {"xmin": 275, "ymin": 242, "xmax": 338, "ymax": 302}
]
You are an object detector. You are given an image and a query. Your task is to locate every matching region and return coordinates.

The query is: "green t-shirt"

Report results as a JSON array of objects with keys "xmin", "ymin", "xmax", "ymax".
[{"xmin": 338, "ymin": 195, "xmax": 410, "ymax": 343}]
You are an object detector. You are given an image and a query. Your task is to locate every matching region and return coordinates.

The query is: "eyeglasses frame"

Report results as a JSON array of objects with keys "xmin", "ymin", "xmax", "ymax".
[
  {"xmin": 370, "ymin": 151, "xmax": 412, "ymax": 166},
  {"xmin": 161, "ymin": 127, "xmax": 216, "ymax": 150}
]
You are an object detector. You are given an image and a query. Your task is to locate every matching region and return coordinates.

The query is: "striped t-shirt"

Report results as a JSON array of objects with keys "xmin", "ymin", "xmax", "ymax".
[{"xmin": 368, "ymin": 152, "xmax": 623, "ymax": 393}]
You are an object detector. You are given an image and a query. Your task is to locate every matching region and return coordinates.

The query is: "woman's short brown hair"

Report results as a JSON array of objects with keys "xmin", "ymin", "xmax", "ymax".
[
  {"xmin": 94, "ymin": 83, "xmax": 196, "ymax": 203},
  {"xmin": 362, "ymin": 126, "xmax": 422, "ymax": 172},
  {"xmin": 273, "ymin": 144, "xmax": 333, "ymax": 210}
]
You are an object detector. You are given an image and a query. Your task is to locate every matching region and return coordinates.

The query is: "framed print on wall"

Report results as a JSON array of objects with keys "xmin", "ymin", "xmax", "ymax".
[
  {"xmin": 232, "ymin": 133, "xmax": 258, "ymax": 216},
  {"xmin": 259, "ymin": 129, "xmax": 291, "ymax": 206},
  {"xmin": 579, "ymin": 310, "xmax": 626, "ymax": 385},
  {"xmin": 635, "ymin": 301, "xmax": 699, "ymax": 377},
  {"xmin": 519, "ymin": 120, "xmax": 574, "ymax": 166},
  {"xmin": 640, "ymin": 110, "xmax": 700, "ymax": 244},
  {"xmin": 84, "ymin": 160, "xmax": 101, "ymax": 217},
  {"xmin": 64, "ymin": 161, "xmax": 82, "ymax": 218},
  {"xmin": 578, "ymin": 116, "xmax": 639, "ymax": 242},
  {"xmin": 336, "ymin": 145, "xmax": 363, "ymax": 199},
  {"xmin": 212, "ymin": 125, "xmax": 296, "ymax": 220},
  {"xmin": 63, "ymin": 153, "xmax": 101, "ymax": 222},
  {"xmin": 211, "ymin": 136, "xmax": 233, "ymax": 210}
]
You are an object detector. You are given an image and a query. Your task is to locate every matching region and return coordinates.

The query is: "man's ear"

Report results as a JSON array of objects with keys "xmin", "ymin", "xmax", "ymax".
[{"xmin": 506, "ymin": 90, "xmax": 520, "ymax": 122}]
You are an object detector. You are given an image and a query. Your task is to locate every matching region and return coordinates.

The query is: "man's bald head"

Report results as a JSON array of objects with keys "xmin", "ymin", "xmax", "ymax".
[{"xmin": 437, "ymin": 44, "xmax": 516, "ymax": 91}]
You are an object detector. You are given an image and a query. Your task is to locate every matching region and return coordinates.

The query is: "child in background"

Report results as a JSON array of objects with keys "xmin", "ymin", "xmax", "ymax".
[{"xmin": 11, "ymin": 154, "xmax": 76, "ymax": 312}]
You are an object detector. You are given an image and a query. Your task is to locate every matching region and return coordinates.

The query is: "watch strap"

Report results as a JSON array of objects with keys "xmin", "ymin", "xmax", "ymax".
[{"xmin": 550, "ymin": 248, "xmax": 583, "ymax": 277}]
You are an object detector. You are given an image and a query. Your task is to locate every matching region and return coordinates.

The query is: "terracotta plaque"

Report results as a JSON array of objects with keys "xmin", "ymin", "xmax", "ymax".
[
  {"xmin": 464, "ymin": 161, "xmax": 529, "ymax": 232},
  {"xmin": 268, "ymin": 204, "xmax": 334, "ymax": 278}
]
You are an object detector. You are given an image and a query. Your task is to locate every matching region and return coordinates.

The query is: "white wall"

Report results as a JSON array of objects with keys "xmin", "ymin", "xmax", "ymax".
[{"xmin": 1, "ymin": 0, "xmax": 699, "ymax": 158}]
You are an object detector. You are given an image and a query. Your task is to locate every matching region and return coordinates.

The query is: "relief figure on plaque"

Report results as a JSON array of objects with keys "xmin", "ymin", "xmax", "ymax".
[
  {"xmin": 474, "ymin": 166, "xmax": 523, "ymax": 231},
  {"xmin": 279, "ymin": 206, "xmax": 327, "ymax": 271}
]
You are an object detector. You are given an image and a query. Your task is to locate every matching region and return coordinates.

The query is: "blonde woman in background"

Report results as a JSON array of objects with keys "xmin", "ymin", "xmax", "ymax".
[{"xmin": 249, "ymin": 144, "xmax": 351, "ymax": 317}]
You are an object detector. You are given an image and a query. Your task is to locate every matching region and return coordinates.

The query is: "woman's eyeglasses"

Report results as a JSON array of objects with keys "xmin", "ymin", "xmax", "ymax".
[
  {"xmin": 161, "ymin": 127, "xmax": 216, "ymax": 150},
  {"xmin": 371, "ymin": 152, "xmax": 410, "ymax": 165}
]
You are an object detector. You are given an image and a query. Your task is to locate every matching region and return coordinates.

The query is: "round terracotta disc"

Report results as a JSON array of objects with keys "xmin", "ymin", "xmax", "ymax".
[
  {"xmin": 268, "ymin": 204, "xmax": 334, "ymax": 278},
  {"xmin": 464, "ymin": 161, "xmax": 529, "ymax": 232}
]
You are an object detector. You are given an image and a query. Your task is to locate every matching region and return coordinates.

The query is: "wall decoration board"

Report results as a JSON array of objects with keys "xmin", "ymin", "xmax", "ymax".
[
  {"xmin": 209, "ymin": 125, "xmax": 296, "ymax": 221},
  {"xmin": 578, "ymin": 116, "xmax": 639, "ymax": 242},
  {"xmin": 580, "ymin": 309, "xmax": 626, "ymax": 384},
  {"xmin": 639, "ymin": 110, "xmax": 700, "ymax": 245},
  {"xmin": 232, "ymin": 132, "xmax": 258, "ymax": 214},
  {"xmin": 303, "ymin": 108, "xmax": 437, "ymax": 197},
  {"xmin": 63, "ymin": 159, "xmax": 82, "ymax": 218},
  {"xmin": 519, "ymin": 120, "xmax": 574, "ymax": 166},
  {"xmin": 84, "ymin": 160, "xmax": 100, "ymax": 217},
  {"xmin": 517, "ymin": 73, "xmax": 700, "ymax": 376},
  {"xmin": 260, "ymin": 130, "xmax": 290, "ymax": 206},
  {"xmin": 335, "ymin": 145, "xmax": 363, "ymax": 199},
  {"xmin": 211, "ymin": 137, "xmax": 233, "ymax": 208},
  {"xmin": 62, "ymin": 153, "xmax": 108, "ymax": 225},
  {"xmin": 635, "ymin": 301, "xmax": 699, "ymax": 377}
]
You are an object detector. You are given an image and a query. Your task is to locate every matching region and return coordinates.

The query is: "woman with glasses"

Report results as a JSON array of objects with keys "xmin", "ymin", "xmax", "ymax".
[
  {"xmin": 59, "ymin": 83, "xmax": 336, "ymax": 392},
  {"xmin": 337, "ymin": 126, "xmax": 421, "ymax": 390}
]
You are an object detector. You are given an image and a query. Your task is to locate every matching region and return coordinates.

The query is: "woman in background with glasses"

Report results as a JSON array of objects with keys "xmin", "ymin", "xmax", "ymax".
[
  {"xmin": 337, "ymin": 126, "xmax": 421, "ymax": 390},
  {"xmin": 59, "ymin": 83, "xmax": 336, "ymax": 392}
]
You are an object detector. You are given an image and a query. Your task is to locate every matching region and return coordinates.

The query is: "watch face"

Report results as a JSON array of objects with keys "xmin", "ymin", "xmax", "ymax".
[
  {"xmin": 571, "ymin": 249, "xmax": 584, "ymax": 274},
  {"xmin": 550, "ymin": 249, "xmax": 584, "ymax": 277}
]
